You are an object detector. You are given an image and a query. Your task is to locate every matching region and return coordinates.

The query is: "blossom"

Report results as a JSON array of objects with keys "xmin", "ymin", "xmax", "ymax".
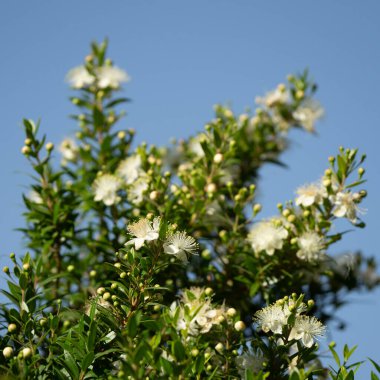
[
  {"xmin": 59, "ymin": 138, "xmax": 78, "ymax": 161},
  {"xmin": 188, "ymin": 134, "xmax": 207, "ymax": 157},
  {"xmin": 296, "ymin": 231, "xmax": 325, "ymax": 261},
  {"xmin": 96, "ymin": 66, "xmax": 130, "ymax": 89},
  {"xmin": 125, "ymin": 217, "xmax": 160, "ymax": 250},
  {"xmin": 163, "ymin": 231, "xmax": 198, "ymax": 262},
  {"xmin": 255, "ymin": 304, "xmax": 288, "ymax": 334},
  {"xmin": 117, "ymin": 154, "xmax": 142, "ymax": 184},
  {"xmin": 293, "ymin": 99, "xmax": 324, "ymax": 132},
  {"xmin": 256, "ymin": 86, "xmax": 289, "ymax": 108},
  {"xmin": 289, "ymin": 315, "xmax": 325, "ymax": 348},
  {"xmin": 248, "ymin": 220, "xmax": 288, "ymax": 256},
  {"xmin": 93, "ymin": 174, "xmax": 121, "ymax": 206},
  {"xmin": 295, "ymin": 183, "xmax": 326, "ymax": 207},
  {"xmin": 332, "ymin": 191, "xmax": 363, "ymax": 223},
  {"xmin": 236, "ymin": 352, "xmax": 265, "ymax": 377},
  {"xmin": 170, "ymin": 287, "xmax": 226, "ymax": 336},
  {"xmin": 29, "ymin": 190, "xmax": 43, "ymax": 204},
  {"xmin": 127, "ymin": 176, "xmax": 149, "ymax": 204},
  {"xmin": 66, "ymin": 65, "xmax": 94, "ymax": 88}
]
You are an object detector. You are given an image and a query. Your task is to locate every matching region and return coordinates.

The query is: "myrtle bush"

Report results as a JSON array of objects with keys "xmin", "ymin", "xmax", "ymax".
[{"xmin": 1, "ymin": 40, "xmax": 379, "ymax": 379}]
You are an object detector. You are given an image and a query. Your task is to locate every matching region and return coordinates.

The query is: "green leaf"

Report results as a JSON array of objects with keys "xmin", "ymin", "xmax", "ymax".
[
  {"xmin": 369, "ymin": 358, "xmax": 380, "ymax": 374},
  {"xmin": 81, "ymin": 351, "xmax": 95, "ymax": 371},
  {"xmin": 172, "ymin": 340, "xmax": 186, "ymax": 361},
  {"xmin": 63, "ymin": 350, "xmax": 80, "ymax": 379}
]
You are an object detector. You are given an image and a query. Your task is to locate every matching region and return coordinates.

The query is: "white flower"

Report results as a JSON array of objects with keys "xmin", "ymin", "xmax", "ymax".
[
  {"xmin": 248, "ymin": 221, "xmax": 288, "ymax": 256},
  {"xmin": 127, "ymin": 176, "xmax": 149, "ymax": 204},
  {"xmin": 125, "ymin": 217, "xmax": 160, "ymax": 250},
  {"xmin": 332, "ymin": 191, "xmax": 363, "ymax": 223},
  {"xmin": 29, "ymin": 190, "xmax": 43, "ymax": 204},
  {"xmin": 96, "ymin": 66, "xmax": 130, "ymax": 89},
  {"xmin": 66, "ymin": 66, "xmax": 94, "ymax": 89},
  {"xmin": 188, "ymin": 134, "xmax": 207, "ymax": 157},
  {"xmin": 59, "ymin": 138, "xmax": 78, "ymax": 161},
  {"xmin": 171, "ymin": 287, "xmax": 226, "ymax": 336},
  {"xmin": 293, "ymin": 99, "xmax": 324, "ymax": 132},
  {"xmin": 93, "ymin": 174, "xmax": 121, "ymax": 206},
  {"xmin": 117, "ymin": 154, "xmax": 142, "ymax": 184},
  {"xmin": 289, "ymin": 315, "xmax": 325, "ymax": 348},
  {"xmin": 163, "ymin": 231, "xmax": 198, "ymax": 262},
  {"xmin": 236, "ymin": 352, "xmax": 265, "ymax": 377},
  {"xmin": 295, "ymin": 183, "xmax": 326, "ymax": 207},
  {"xmin": 256, "ymin": 87, "xmax": 289, "ymax": 108},
  {"xmin": 255, "ymin": 304, "xmax": 288, "ymax": 334},
  {"xmin": 296, "ymin": 231, "xmax": 325, "ymax": 261}
]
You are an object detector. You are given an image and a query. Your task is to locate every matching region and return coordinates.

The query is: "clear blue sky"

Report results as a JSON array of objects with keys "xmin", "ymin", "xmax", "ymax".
[{"xmin": 1, "ymin": 1, "xmax": 379, "ymax": 375}]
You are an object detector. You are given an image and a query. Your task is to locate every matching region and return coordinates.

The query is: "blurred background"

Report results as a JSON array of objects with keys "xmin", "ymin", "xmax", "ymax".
[{"xmin": 1, "ymin": 1, "xmax": 379, "ymax": 375}]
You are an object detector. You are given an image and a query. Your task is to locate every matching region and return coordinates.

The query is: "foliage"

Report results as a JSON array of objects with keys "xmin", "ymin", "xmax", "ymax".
[{"xmin": 1, "ymin": 40, "xmax": 379, "ymax": 379}]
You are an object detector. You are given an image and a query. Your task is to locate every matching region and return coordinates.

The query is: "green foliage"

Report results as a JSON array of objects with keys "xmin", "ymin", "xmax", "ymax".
[{"xmin": 0, "ymin": 40, "xmax": 378, "ymax": 379}]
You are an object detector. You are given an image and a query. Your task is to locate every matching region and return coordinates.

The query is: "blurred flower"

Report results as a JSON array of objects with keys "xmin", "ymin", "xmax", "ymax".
[
  {"xmin": 293, "ymin": 99, "xmax": 324, "ymax": 132},
  {"xmin": 332, "ymin": 191, "xmax": 363, "ymax": 223},
  {"xmin": 117, "ymin": 154, "xmax": 142, "ymax": 184},
  {"xmin": 125, "ymin": 217, "xmax": 160, "ymax": 250},
  {"xmin": 59, "ymin": 138, "xmax": 78, "ymax": 161},
  {"xmin": 256, "ymin": 86, "xmax": 289, "ymax": 108},
  {"xmin": 296, "ymin": 231, "xmax": 325, "ymax": 261},
  {"xmin": 236, "ymin": 352, "xmax": 265, "ymax": 377},
  {"xmin": 93, "ymin": 174, "xmax": 121, "ymax": 206},
  {"xmin": 29, "ymin": 190, "xmax": 43, "ymax": 204},
  {"xmin": 289, "ymin": 315, "xmax": 325, "ymax": 347},
  {"xmin": 188, "ymin": 134, "xmax": 207, "ymax": 157},
  {"xmin": 295, "ymin": 183, "xmax": 326, "ymax": 207},
  {"xmin": 171, "ymin": 287, "xmax": 227, "ymax": 336},
  {"xmin": 127, "ymin": 176, "xmax": 149, "ymax": 204},
  {"xmin": 97, "ymin": 66, "xmax": 130, "ymax": 89},
  {"xmin": 248, "ymin": 220, "xmax": 288, "ymax": 256},
  {"xmin": 66, "ymin": 66, "xmax": 94, "ymax": 88},
  {"xmin": 164, "ymin": 231, "xmax": 198, "ymax": 262}
]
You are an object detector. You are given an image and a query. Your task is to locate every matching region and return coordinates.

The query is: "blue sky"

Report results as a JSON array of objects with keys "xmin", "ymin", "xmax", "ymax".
[{"xmin": 1, "ymin": 1, "xmax": 379, "ymax": 374}]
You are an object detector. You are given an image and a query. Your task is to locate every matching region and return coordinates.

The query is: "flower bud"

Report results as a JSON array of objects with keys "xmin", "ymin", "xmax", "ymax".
[
  {"xmin": 117, "ymin": 131, "xmax": 126, "ymax": 139},
  {"xmin": 22, "ymin": 263, "xmax": 30, "ymax": 271},
  {"xmin": 3, "ymin": 266, "xmax": 9, "ymax": 274},
  {"xmin": 191, "ymin": 349, "xmax": 199, "ymax": 357},
  {"xmin": 234, "ymin": 321, "xmax": 246, "ymax": 331},
  {"xmin": 149, "ymin": 191, "xmax": 159, "ymax": 200},
  {"xmin": 253, "ymin": 203, "xmax": 262, "ymax": 215},
  {"xmin": 287, "ymin": 215, "xmax": 296, "ymax": 223},
  {"xmin": 3, "ymin": 347, "xmax": 14, "ymax": 359},
  {"xmin": 213, "ymin": 153, "xmax": 223, "ymax": 164},
  {"xmin": 120, "ymin": 272, "xmax": 127, "ymax": 279},
  {"xmin": 67, "ymin": 265, "xmax": 74, "ymax": 273},
  {"xmin": 21, "ymin": 146, "xmax": 31, "ymax": 155},
  {"xmin": 206, "ymin": 183, "xmax": 217, "ymax": 194},
  {"xmin": 22, "ymin": 347, "xmax": 32, "ymax": 359},
  {"xmin": 282, "ymin": 209, "xmax": 290, "ymax": 217},
  {"xmin": 111, "ymin": 283, "xmax": 118, "ymax": 290},
  {"xmin": 114, "ymin": 262, "xmax": 121, "ymax": 269},
  {"xmin": 227, "ymin": 308, "xmax": 237, "ymax": 317},
  {"xmin": 215, "ymin": 343, "xmax": 224, "ymax": 353},
  {"xmin": 102, "ymin": 292, "xmax": 111, "ymax": 301},
  {"xmin": 323, "ymin": 179, "xmax": 331, "ymax": 188},
  {"xmin": 89, "ymin": 270, "xmax": 97, "ymax": 278},
  {"xmin": 45, "ymin": 142, "xmax": 54, "ymax": 151},
  {"xmin": 39, "ymin": 318, "xmax": 47, "ymax": 327},
  {"xmin": 97, "ymin": 287, "xmax": 106, "ymax": 295},
  {"xmin": 205, "ymin": 287, "xmax": 213, "ymax": 296},
  {"xmin": 201, "ymin": 249, "xmax": 211, "ymax": 260},
  {"xmin": 8, "ymin": 323, "xmax": 17, "ymax": 333}
]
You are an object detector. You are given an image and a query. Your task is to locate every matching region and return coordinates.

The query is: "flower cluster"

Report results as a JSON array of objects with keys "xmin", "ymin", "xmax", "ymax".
[
  {"xmin": 124, "ymin": 217, "xmax": 198, "ymax": 262},
  {"xmin": 255, "ymin": 295, "xmax": 325, "ymax": 348},
  {"xmin": 170, "ymin": 287, "xmax": 228, "ymax": 336},
  {"xmin": 66, "ymin": 65, "xmax": 129, "ymax": 89}
]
